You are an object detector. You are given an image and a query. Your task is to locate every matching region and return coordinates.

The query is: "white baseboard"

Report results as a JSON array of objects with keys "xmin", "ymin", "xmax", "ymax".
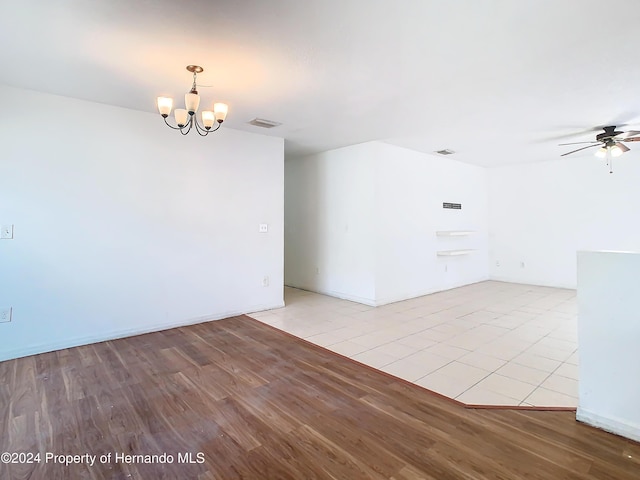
[
  {"xmin": 576, "ymin": 407, "xmax": 640, "ymax": 443},
  {"xmin": 285, "ymin": 278, "xmax": 490, "ymax": 307},
  {"xmin": 0, "ymin": 301, "xmax": 285, "ymax": 362},
  {"xmin": 283, "ymin": 284, "xmax": 377, "ymax": 306},
  {"xmin": 488, "ymin": 275, "xmax": 577, "ymax": 290},
  {"xmin": 373, "ymin": 277, "xmax": 490, "ymax": 306}
]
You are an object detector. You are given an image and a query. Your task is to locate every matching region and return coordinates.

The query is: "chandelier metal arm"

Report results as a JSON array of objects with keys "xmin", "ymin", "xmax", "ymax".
[
  {"xmin": 179, "ymin": 118, "xmax": 194, "ymax": 135},
  {"xmin": 192, "ymin": 117, "xmax": 222, "ymax": 136},
  {"xmin": 162, "ymin": 116, "xmax": 183, "ymax": 130},
  {"xmin": 193, "ymin": 116, "xmax": 210, "ymax": 136}
]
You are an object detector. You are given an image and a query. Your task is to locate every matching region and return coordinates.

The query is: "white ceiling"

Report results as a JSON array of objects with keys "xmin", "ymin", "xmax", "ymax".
[{"xmin": 2, "ymin": 0, "xmax": 640, "ymax": 166}]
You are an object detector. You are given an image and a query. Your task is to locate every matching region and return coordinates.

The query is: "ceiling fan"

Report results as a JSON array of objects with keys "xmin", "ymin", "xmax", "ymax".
[{"xmin": 560, "ymin": 125, "xmax": 640, "ymax": 157}]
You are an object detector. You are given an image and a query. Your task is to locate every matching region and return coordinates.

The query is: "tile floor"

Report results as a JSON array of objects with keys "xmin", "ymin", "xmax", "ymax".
[{"xmin": 249, "ymin": 281, "xmax": 579, "ymax": 407}]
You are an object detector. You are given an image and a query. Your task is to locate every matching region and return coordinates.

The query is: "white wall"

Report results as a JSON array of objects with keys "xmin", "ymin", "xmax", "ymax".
[
  {"xmin": 488, "ymin": 156, "xmax": 640, "ymax": 288},
  {"xmin": 284, "ymin": 141, "xmax": 489, "ymax": 305},
  {"xmin": 576, "ymin": 251, "xmax": 640, "ymax": 442},
  {"xmin": 0, "ymin": 85, "xmax": 284, "ymax": 361},
  {"xmin": 374, "ymin": 143, "xmax": 489, "ymax": 304},
  {"xmin": 284, "ymin": 143, "xmax": 377, "ymax": 304}
]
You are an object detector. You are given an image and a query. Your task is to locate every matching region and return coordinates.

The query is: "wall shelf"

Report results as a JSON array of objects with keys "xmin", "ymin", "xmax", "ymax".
[
  {"xmin": 436, "ymin": 249, "xmax": 476, "ymax": 256},
  {"xmin": 436, "ymin": 230, "xmax": 474, "ymax": 236}
]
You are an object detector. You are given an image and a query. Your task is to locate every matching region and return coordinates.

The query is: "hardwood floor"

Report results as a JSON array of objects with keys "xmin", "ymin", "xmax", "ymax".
[{"xmin": 1, "ymin": 315, "xmax": 638, "ymax": 479}]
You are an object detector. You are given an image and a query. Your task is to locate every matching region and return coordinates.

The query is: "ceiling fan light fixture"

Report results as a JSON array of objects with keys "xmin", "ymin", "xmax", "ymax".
[
  {"xmin": 614, "ymin": 142, "xmax": 630, "ymax": 155},
  {"xmin": 595, "ymin": 146, "xmax": 607, "ymax": 158},
  {"xmin": 610, "ymin": 143, "xmax": 627, "ymax": 157}
]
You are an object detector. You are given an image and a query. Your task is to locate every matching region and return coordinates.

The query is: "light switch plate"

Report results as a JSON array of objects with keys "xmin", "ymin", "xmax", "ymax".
[{"xmin": 1, "ymin": 225, "xmax": 13, "ymax": 239}]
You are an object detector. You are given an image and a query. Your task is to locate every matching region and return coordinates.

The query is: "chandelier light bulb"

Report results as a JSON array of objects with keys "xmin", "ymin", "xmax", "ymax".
[
  {"xmin": 214, "ymin": 103, "xmax": 228, "ymax": 123},
  {"xmin": 202, "ymin": 111, "xmax": 215, "ymax": 129},
  {"xmin": 157, "ymin": 97, "xmax": 173, "ymax": 117},
  {"xmin": 185, "ymin": 92, "xmax": 200, "ymax": 115},
  {"xmin": 174, "ymin": 109, "xmax": 188, "ymax": 127}
]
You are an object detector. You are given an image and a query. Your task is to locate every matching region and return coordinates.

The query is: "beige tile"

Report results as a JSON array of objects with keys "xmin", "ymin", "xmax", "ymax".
[
  {"xmin": 540, "ymin": 373, "xmax": 579, "ymax": 397},
  {"xmin": 416, "ymin": 372, "xmax": 471, "ymax": 398},
  {"xmin": 496, "ymin": 362, "xmax": 550, "ymax": 386},
  {"xmin": 395, "ymin": 335, "xmax": 437, "ymax": 350},
  {"xmin": 402, "ymin": 350, "xmax": 452, "ymax": 371},
  {"xmin": 473, "ymin": 373, "xmax": 537, "ymax": 401},
  {"xmin": 326, "ymin": 326, "xmax": 371, "ymax": 342},
  {"xmin": 381, "ymin": 358, "xmax": 442, "ymax": 382},
  {"xmin": 456, "ymin": 386, "xmax": 519, "ymax": 406},
  {"xmin": 525, "ymin": 344, "xmax": 574, "ymax": 362},
  {"xmin": 524, "ymin": 387, "xmax": 577, "ymax": 407},
  {"xmin": 475, "ymin": 343, "xmax": 523, "ymax": 361},
  {"xmin": 539, "ymin": 337, "xmax": 578, "ymax": 353},
  {"xmin": 471, "ymin": 324, "xmax": 510, "ymax": 338},
  {"xmin": 444, "ymin": 334, "xmax": 490, "ymax": 350},
  {"xmin": 351, "ymin": 350, "xmax": 398, "ymax": 368},
  {"xmin": 565, "ymin": 351, "xmax": 580, "ymax": 366},
  {"xmin": 416, "ymin": 329, "xmax": 457, "ymax": 343},
  {"xmin": 430, "ymin": 323, "xmax": 468, "ymax": 335},
  {"xmin": 367, "ymin": 341, "xmax": 420, "ymax": 360},
  {"xmin": 349, "ymin": 332, "xmax": 394, "ymax": 348},
  {"xmin": 554, "ymin": 362, "xmax": 579, "ymax": 380},
  {"xmin": 459, "ymin": 310, "xmax": 502, "ymax": 323},
  {"xmin": 433, "ymin": 361, "xmax": 491, "ymax": 383},
  {"xmin": 458, "ymin": 351, "xmax": 507, "ymax": 372},
  {"xmin": 328, "ymin": 340, "xmax": 370, "ymax": 357},
  {"xmin": 512, "ymin": 352, "xmax": 562, "ymax": 372},
  {"xmin": 304, "ymin": 332, "xmax": 344, "ymax": 347},
  {"xmin": 425, "ymin": 343, "xmax": 470, "ymax": 360},
  {"xmin": 487, "ymin": 316, "xmax": 526, "ymax": 329}
]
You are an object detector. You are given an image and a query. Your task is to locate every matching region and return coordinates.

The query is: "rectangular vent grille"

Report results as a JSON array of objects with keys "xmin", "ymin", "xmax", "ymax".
[
  {"xmin": 248, "ymin": 118, "xmax": 282, "ymax": 128},
  {"xmin": 443, "ymin": 202, "xmax": 462, "ymax": 210},
  {"xmin": 435, "ymin": 149, "xmax": 455, "ymax": 155}
]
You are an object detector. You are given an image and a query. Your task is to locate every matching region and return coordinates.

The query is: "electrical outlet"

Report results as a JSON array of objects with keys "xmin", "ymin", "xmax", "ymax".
[
  {"xmin": 262, "ymin": 276, "xmax": 269, "ymax": 287},
  {"xmin": 495, "ymin": 260, "xmax": 501, "ymax": 267},
  {"xmin": 259, "ymin": 223, "xmax": 268, "ymax": 233},
  {"xmin": 0, "ymin": 308, "xmax": 12, "ymax": 323},
  {"xmin": 1, "ymin": 225, "xmax": 13, "ymax": 239}
]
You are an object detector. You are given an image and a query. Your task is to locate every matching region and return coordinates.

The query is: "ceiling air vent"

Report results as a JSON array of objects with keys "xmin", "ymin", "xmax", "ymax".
[
  {"xmin": 247, "ymin": 118, "xmax": 282, "ymax": 128},
  {"xmin": 435, "ymin": 149, "xmax": 456, "ymax": 155}
]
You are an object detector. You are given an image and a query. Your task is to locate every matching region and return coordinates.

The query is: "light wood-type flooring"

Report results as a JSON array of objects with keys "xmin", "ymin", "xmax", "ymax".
[{"xmin": 1, "ymin": 315, "xmax": 638, "ymax": 479}]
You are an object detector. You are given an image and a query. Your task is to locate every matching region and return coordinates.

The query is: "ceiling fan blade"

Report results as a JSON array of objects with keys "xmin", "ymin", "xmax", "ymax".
[
  {"xmin": 617, "ymin": 130, "xmax": 640, "ymax": 138},
  {"xmin": 537, "ymin": 128, "xmax": 599, "ymax": 143},
  {"xmin": 558, "ymin": 141, "xmax": 599, "ymax": 146},
  {"xmin": 620, "ymin": 136, "xmax": 640, "ymax": 142},
  {"xmin": 561, "ymin": 144, "xmax": 602, "ymax": 156}
]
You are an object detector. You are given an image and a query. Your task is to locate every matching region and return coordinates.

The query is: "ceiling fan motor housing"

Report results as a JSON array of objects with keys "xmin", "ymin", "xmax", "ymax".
[{"xmin": 596, "ymin": 126, "xmax": 623, "ymax": 142}]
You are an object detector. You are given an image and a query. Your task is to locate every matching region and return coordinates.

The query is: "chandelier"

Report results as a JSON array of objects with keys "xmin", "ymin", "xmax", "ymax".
[{"xmin": 156, "ymin": 65, "xmax": 228, "ymax": 136}]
